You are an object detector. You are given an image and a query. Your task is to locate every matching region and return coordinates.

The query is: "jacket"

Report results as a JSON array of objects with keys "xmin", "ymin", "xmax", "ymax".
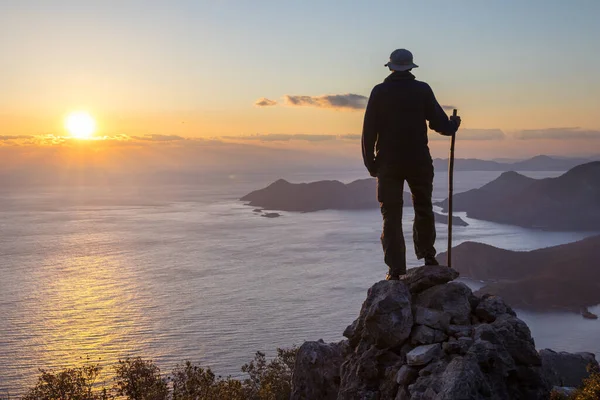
[{"xmin": 361, "ymin": 71, "xmax": 458, "ymax": 175}]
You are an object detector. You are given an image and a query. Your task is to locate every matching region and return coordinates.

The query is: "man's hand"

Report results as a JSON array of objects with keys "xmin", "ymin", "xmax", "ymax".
[{"xmin": 450, "ymin": 114, "xmax": 461, "ymax": 129}]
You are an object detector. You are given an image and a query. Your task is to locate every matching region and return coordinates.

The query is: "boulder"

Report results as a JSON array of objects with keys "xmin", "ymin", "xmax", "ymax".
[
  {"xmin": 410, "ymin": 325, "xmax": 448, "ymax": 345},
  {"xmin": 343, "ymin": 280, "xmax": 413, "ymax": 349},
  {"xmin": 291, "ymin": 265, "xmax": 569, "ymax": 400},
  {"xmin": 406, "ymin": 344, "xmax": 442, "ymax": 366},
  {"xmin": 290, "ymin": 339, "xmax": 347, "ymax": 400},
  {"xmin": 475, "ymin": 294, "xmax": 516, "ymax": 322},
  {"xmin": 400, "ymin": 265, "xmax": 459, "ymax": 294},
  {"xmin": 414, "ymin": 282, "xmax": 473, "ymax": 325},
  {"xmin": 540, "ymin": 348, "xmax": 599, "ymax": 388},
  {"xmin": 414, "ymin": 306, "xmax": 451, "ymax": 331}
]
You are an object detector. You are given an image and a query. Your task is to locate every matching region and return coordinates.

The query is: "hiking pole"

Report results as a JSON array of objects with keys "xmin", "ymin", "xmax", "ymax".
[{"xmin": 447, "ymin": 109, "xmax": 458, "ymax": 268}]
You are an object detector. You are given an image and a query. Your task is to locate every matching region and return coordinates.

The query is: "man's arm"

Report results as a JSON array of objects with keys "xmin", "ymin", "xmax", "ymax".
[
  {"xmin": 424, "ymin": 84, "xmax": 459, "ymax": 136},
  {"xmin": 362, "ymin": 87, "xmax": 379, "ymax": 177}
]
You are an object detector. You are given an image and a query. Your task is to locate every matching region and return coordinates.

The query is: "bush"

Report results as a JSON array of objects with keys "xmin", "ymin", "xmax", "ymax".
[
  {"xmin": 21, "ymin": 347, "xmax": 297, "ymax": 400},
  {"xmin": 241, "ymin": 348, "xmax": 297, "ymax": 400},
  {"xmin": 22, "ymin": 362, "xmax": 111, "ymax": 400},
  {"xmin": 171, "ymin": 361, "xmax": 244, "ymax": 400},
  {"xmin": 113, "ymin": 358, "xmax": 168, "ymax": 400}
]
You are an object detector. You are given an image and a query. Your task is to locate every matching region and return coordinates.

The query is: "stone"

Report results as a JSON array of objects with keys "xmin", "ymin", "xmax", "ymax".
[
  {"xmin": 411, "ymin": 325, "xmax": 448, "ymax": 345},
  {"xmin": 443, "ymin": 336, "xmax": 473, "ymax": 355},
  {"xmin": 338, "ymin": 344, "xmax": 402, "ymax": 400},
  {"xmin": 552, "ymin": 386, "xmax": 577, "ymax": 397},
  {"xmin": 475, "ymin": 294, "xmax": 516, "ymax": 322},
  {"xmin": 395, "ymin": 387, "xmax": 409, "ymax": 400},
  {"xmin": 396, "ymin": 364, "xmax": 418, "ymax": 386},
  {"xmin": 414, "ymin": 306, "xmax": 451, "ymax": 331},
  {"xmin": 540, "ymin": 348, "xmax": 599, "ymax": 388},
  {"xmin": 447, "ymin": 324, "xmax": 472, "ymax": 338},
  {"xmin": 290, "ymin": 339, "xmax": 347, "ymax": 400},
  {"xmin": 400, "ymin": 264, "xmax": 459, "ymax": 294},
  {"xmin": 343, "ymin": 280, "xmax": 413, "ymax": 349},
  {"xmin": 491, "ymin": 314, "xmax": 541, "ymax": 366},
  {"xmin": 291, "ymin": 272, "xmax": 561, "ymax": 400},
  {"xmin": 415, "ymin": 282, "xmax": 473, "ymax": 325},
  {"xmin": 406, "ymin": 344, "xmax": 441, "ymax": 366}
]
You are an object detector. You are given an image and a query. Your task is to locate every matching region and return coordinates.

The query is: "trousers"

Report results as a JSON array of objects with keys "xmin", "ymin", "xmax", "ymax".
[{"xmin": 376, "ymin": 166, "xmax": 436, "ymax": 275}]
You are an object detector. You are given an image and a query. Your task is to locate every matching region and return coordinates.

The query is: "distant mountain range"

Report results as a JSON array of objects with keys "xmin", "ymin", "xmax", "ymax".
[
  {"xmin": 436, "ymin": 161, "xmax": 600, "ymax": 230},
  {"xmin": 433, "ymin": 155, "xmax": 597, "ymax": 171},
  {"xmin": 437, "ymin": 235, "xmax": 600, "ymax": 318},
  {"xmin": 241, "ymin": 178, "xmax": 468, "ymax": 226}
]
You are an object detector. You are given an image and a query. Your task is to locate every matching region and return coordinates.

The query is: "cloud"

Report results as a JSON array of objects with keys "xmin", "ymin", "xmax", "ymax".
[
  {"xmin": 0, "ymin": 135, "xmax": 34, "ymax": 141},
  {"xmin": 222, "ymin": 133, "xmax": 337, "ymax": 142},
  {"xmin": 429, "ymin": 128, "xmax": 505, "ymax": 141},
  {"xmin": 513, "ymin": 127, "xmax": 600, "ymax": 140},
  {"xmin": 130, "ymin": 134, "xmax": 185, "ymax": 142},
  {"xmin": 283, "ymin": 93, "xmax": 368, "ymax": 110},
  {"xmin": 254, "ymin": 98, "xmax": 278, "ymax": 107}
]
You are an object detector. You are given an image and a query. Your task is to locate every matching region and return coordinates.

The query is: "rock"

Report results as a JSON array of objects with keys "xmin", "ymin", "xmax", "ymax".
[
  {"xmin": 292, "ymin": 267, "xmax": 562, "ymax": 400},
  {"xmin": 443, "ymin": 337, "xmax": 473, "ymax": 355},
  {"xmin": 415, "ymin": 282, "xmax": 473, "ymax": 325},
  {"xmin": 414, "ymin": 306, "xmax": 451, "ymax": 331},
  {"xmin": 252, "ymin": 208, "xmax": 262, "ymax": 212},
  {"xmin": 261, "ymin": 212, "xmax": 281, "ymax": 218},
  {"xmin": 411, "ymin": 325, "xmax": 448, "ymax": 345},
  {"xmin": 343, "ymin": 280, "xmax": 413, "ymax": 349},
  {"xmin": 475, "ymin": 294, "xmax": 516, "ymax": 322},
  {"xmin": 406, "ymin": 344, "xmax": 441, "ymax": 366},
  {"xmin": 540, "ymin": 348, "xmax": 599, "ymax": 388},
  {"xmin": 290, "ymin": 339, "xmax": 347, "ymax": 400},
  {"xmin": 447, "ymin": 324, "xmax": 472, "ymax": 338},
  {"xmin": 396, "ymin": 364, "xmax": 418, "ymax": 386},
  {"xmin": 551, "ymin": 386, "xmax": 577, "ymax": 397},
  {"xmin": 400, "ymin": 264, "xmax": 459, "ymax": 294},
  {"xmin": 581, "ymin": 308, "xmax": 598, "ymax": 319},
  {"xmin": 395, "ymin": 386, "xmax": 409, "ymax": 400},
  {"xmin": 491, "ymin": 314, "xmax": 541, "ymax": 366},
  {"xmin": 338, "ymin": 344, "xmax": 402, "ymax": 400}
]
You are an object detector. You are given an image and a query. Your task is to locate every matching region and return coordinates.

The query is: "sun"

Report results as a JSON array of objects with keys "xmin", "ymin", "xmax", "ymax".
[{"xmin": 65, "ymin": 111, "xmax": 96, "ymax": 139}]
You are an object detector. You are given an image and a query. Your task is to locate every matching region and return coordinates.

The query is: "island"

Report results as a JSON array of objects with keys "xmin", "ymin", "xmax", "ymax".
[
  {"xmin": 437, "ymin": 234, "xmax": 600, "ymax": 318},
  {"xmin": 435, "ymin": 161, "xmax": 600, "ymax": 230},
  {"xmin": 241, "ymin": 178, "xmax": 468, "ymax": 226}
]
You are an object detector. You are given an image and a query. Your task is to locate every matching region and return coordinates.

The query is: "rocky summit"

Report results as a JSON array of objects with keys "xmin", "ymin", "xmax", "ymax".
[{"xmin": 291, "ymin": 265, "xmax": 599, "ymax": 400}]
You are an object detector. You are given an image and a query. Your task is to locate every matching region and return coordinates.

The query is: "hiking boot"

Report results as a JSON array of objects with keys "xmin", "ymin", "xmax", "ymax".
[
  {"xmin": 385, "ymin": 273, "xmax": 400, "ymax": 281},
  {"xmin": 424, "ymin": 257, "xmax": 439, "ymax": 266}
]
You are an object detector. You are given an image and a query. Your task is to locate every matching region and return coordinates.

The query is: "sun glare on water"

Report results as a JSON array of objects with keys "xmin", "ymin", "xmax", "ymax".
[{"xmin": 65, "ymin": 111, "xmax": 96, "ymax": 139}]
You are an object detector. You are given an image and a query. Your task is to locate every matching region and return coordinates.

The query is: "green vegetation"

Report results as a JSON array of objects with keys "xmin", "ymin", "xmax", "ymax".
[{"xmin": 5, "ymin": 347, "xmax": 296, "ymax": 400}]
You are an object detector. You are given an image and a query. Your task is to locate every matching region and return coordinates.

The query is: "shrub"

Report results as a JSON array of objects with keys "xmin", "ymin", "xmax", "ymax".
[
  {"xmin": 170, "ymin": 361, "xmax": 243, "ymax": 400},
  {"xmin": 22, "ymin": 363, "xmax": 111, "ymax": 400},
  {"xmin": 113, "ymin": 358, "xmax": 168, "ymax": 400},
  {"xmin": 241, "ymin": 347, "xmax": 297, "ymax": 400}
]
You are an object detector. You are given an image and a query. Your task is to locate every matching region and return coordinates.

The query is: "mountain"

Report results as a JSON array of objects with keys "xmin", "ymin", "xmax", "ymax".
[
  {"xmin": 433, "ymin": 155, "xmax": 596, "ymax": 171},
  {"xmin": 436, "ymin": 161, "xmax": 600, "ymax": 230},
  {"xmin": 437, "ymin": 235, "xmax": 600, "ymax": 316},
  {"xmin": 290, "ymin": 265, "xmax": 599, "ymax": 399},
  {"xmin": 241, "ymin": 178, "xmax": 468, "ymax": 226}
]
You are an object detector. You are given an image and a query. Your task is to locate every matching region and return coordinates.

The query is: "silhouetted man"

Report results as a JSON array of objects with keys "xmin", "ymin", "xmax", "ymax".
[{"xmin": 362, "ymin": 49, "xmax": 461, "ymax": 280}]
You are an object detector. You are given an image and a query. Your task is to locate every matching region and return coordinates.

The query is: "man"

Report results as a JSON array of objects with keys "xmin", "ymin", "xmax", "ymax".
[{"xmin": 361, "ymin": 48, "xmax": 461, "ymax": 280}]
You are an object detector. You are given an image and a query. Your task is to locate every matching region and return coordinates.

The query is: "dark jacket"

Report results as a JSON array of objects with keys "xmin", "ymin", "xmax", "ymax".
[{"xmin": 361, "ymin": 71, "xmax": 458, "ymax": 175}]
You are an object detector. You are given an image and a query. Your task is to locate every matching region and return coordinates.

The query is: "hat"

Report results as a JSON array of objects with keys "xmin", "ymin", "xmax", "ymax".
[{"xmin": 385, "ymin": 49, "xmax": 418, "ymax": 71}]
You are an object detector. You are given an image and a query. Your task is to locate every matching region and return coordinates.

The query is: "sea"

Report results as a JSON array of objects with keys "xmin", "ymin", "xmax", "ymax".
[{"xmin": 1, "ymin": 169, "xmax": 599, "ymax": 395}]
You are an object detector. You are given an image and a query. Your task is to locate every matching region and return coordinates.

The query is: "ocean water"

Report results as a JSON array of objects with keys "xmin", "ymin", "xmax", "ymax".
[{"xmin": 1, "ymin": 170, "xmax": 599, "ymax": 394}]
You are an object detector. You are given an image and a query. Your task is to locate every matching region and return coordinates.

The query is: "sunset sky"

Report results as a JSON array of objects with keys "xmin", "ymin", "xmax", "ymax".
[{"xmin": 1, "ymin": 0, "xmax": 600, "ymax": 163}]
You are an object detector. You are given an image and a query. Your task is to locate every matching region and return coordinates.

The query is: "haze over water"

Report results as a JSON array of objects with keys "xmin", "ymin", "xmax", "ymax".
[{"xmin": 1, "ymin": 170, "xmax": 599, "ymax": 395}]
